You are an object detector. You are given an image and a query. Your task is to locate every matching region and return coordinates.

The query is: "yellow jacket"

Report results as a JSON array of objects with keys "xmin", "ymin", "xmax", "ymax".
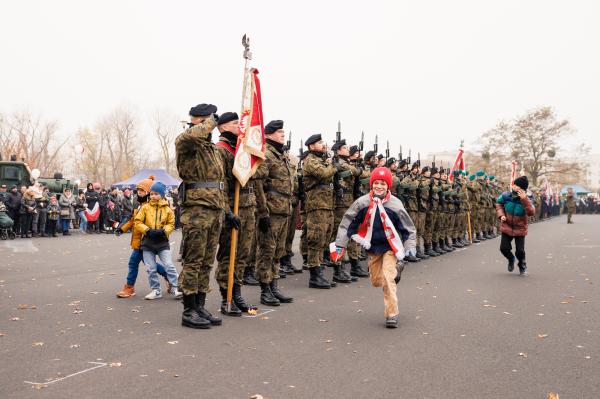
[{"xmin": 134, "ymin": 198, "xmax": 175, "ymax": 238}]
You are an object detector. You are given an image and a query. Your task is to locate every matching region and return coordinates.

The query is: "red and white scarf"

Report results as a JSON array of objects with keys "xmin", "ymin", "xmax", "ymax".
[
  {"xmin": 84, "ymin": 202, "xmax": 101, "ymax": 222},
  {"xmin": 351, "ymin": 191, "xmax": 405, "ymax": 260}
]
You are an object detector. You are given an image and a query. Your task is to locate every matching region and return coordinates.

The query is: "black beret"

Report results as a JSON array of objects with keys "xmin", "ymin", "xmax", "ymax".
[
  {"xmin": 265, "ymin": 120, "xmax": 284, "ymax": 134},
  {"xmin": 385, "ymin": 157, "xmax": 396, "ymax": 167},
  {"xmin": 421, "ymin": 166, "xmax": 431, "ymax": 173},
  {"xmin": 217, "ymin": 112, "xmax": 239, "ymax": 126},
  {"xmin": 189, "ymin": 103, "xmax": 217, "ymax": 117},
  {"xmin": 331, "ymin": 139, "xmax": 346, "ymax": 152},
  {"xmin": 514, "ymin": 176, "xmax": 529, "ymax": 190},
  {"xmin": 349, "ymin": 145, "xmax": 359, "ymax": 156},
  {"xmin": 399, "ymin": 159, "xmax": 408, "ymax": 168},
  {"xmin": 411, "ymin": 161, "xmax": 420, "ymax": 170},
  {"xmin": 364, "ymin": 150, "xmax": 376, "ymax": 162},
  {"xmin": 431, "ymin": 166, "xmax": 439, "ymax": 174},
  {"xmin": 377, "ymin": 154, "xmax": 384, "ymax": 160},
  {"xmin": 305, "ymin": 133, "xmax": 322, "ymax": 146}
]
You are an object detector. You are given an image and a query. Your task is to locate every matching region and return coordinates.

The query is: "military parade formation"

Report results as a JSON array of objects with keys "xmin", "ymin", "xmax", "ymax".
[{"xmin": 175, "ymin": 103, "xmax": 515, "ymax": 330}]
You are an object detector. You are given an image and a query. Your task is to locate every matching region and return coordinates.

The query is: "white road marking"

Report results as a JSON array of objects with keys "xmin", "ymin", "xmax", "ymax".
[
  {"xmin": 3, "ymin": 240, "xmax": 39, "ymax": 253},
  {"xmin": 24, "ymin": 362, "xmax": 107, "ymax": 386}
]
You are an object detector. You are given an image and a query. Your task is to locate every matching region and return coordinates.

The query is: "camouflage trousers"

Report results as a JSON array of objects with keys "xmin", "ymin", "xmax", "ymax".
[
  {"xmin": 306, "ymin": 209, "xmax": 333, "ymax": 268},
  {"xmin": 256, "ymin": 214, "xmax": 289, "ymax": 283},
  {"xmin": 215, "ymin": 205, "xmax": 256, "ymax": 290},
  {"xmin": 407, "ymin": 210, "xmax": 423, "ymax": 241},
  {"xmin": 300, "ymin": 211, "xmax": 307, "ymax": 257},
  {"xmin": 178, "ymin": 207, "xmax": 223, "ymax": 295},
  {"xmin": 284, "ymin": 203, "xmax": 299, "ymax": 258},
  {"xmin": 331, "ymin": 206, "xmax": 350, "ymax": 263},
  {"xmin": 424, "ymin": 210, "xmax": 438, "ymax": 245}
]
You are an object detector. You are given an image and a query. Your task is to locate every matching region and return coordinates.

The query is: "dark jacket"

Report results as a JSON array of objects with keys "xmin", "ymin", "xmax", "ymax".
[
  {"xmin": 5, "ymin": 191, "xmax": 22, "ymax": 212},
  {"xmin": 121, "ymin": 194, "xmax": 134, "ymax": 219},
  {"xmin": 85, "ymin": 190, "xmax": 99, "ymax": 209},
  {"xmin": 495, "ymin": 191, "xmax": 535, "ymax": 237}
]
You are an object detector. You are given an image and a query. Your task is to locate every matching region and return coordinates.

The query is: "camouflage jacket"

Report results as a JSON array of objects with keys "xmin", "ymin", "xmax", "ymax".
[
  {"xmin": 440, "ymin": 179, "xmax": 454, "ymax": 213},
  {"xmin": 175, "ymin": 116, "xmax": 226, "ymax": 210},
  {"xmin": 303, "ymin": 152, "xmax": 336, "ymax": 212},
  {"xmin": 255, "ymin": 142, "xmax": 294, "ymax": 218},
  {"xmin": 215, "ymin": 133, "xmax": 257, "ymax": 211},
  {"xmin": 334, "ymin": 157, "xmax": 360, "ymax": 209},
  {"xmin": 417, "ymin": 176, "xmax": 431, "ymax": 212},
  {"xmin": 399, "ymin": 172, "xmax": 419, "ymax": 212},
  {"xmin": 428, "ymin": 178, "xmax": 440, "ymax": 211}
]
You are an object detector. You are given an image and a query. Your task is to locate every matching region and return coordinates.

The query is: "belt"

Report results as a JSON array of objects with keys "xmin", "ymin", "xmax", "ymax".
[
  {"xmin": 186, "ymin": 181, "xmax": 225, "ymax": 190},
  {"xmin": 240, "ymin": 187, "xmax": 254, "ymax": 194},
  {"xmin": 312, "ymin": 183, "xmax": 334, "ymax": 190},
  {"xmin": 268, "ymin": 189, "xmax": 291, "ymax": 198}
]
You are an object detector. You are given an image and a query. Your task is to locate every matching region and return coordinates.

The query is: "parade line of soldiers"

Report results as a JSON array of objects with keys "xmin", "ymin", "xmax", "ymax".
[{"xmin": 175, "ymin": 103, "xmax": 510, "ymax": 330}]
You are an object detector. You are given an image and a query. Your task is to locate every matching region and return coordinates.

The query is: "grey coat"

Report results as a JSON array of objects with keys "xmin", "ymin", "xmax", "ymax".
[
  {"xmin": 335, "ymin": 194, "xmax": 417, "ymax": 253},
  {"xmin": 58, "ymin": 192, "xmax": 76, "ymax": 220}
]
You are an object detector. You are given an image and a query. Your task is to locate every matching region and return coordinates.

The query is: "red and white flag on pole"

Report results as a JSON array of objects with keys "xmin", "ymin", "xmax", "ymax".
[
  {"xmin": 233, "ymin": 68, "xmax": 266, "ymax": 187},
  {"xmin": 448, "ymin": 148, "xmax": 465, "ymax": 183},
  {"xmin": 510, "ymin": 161, "xmax": 517, "ymax": 185}
]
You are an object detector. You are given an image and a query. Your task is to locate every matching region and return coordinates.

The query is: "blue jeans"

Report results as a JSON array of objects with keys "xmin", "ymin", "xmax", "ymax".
[
  {"xmin": 126, "ymin": 249, "xmax": 168, "ymax": 286},
  {"xmin": 78, "ymin": 211, "xmax": 87, "ymax": 232},
  {"xmin": 143, "ymin": 249, "xmax": 179, "ymax": 292},
  {"xmin": 61, "ymin": 218, "xmax": 70, "ymax": 233}
]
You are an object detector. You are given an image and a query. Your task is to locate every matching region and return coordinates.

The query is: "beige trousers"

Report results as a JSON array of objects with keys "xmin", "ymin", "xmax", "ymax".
[{"xmin": 368, "ymin": 251, "xmax": 399, "ymax": 318}]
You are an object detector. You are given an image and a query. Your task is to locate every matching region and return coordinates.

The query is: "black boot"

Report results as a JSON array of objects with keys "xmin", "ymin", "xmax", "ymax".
[
  {"xmin": 405, "ymin": 253, "xmax": 420, "ymax": 262},
  {"xmin": 452, "ymin": 238, "xmax": 462, "ymax": 248},
  {"xmin": 260, "ymin": 282, "xmax": 280, "ymax": 306},
  {"xmin": 342, "ymin": 262, "xmax": 358, "ymax": 281},
  {"xmin": 232, "ymin": 283, "xmax": 255, "ymax": 313},
  {"xmin": 478, "ymin": 232, "xmax": 486, "ymax": 241},
  {"xmin": 471, "ymin": 234, "xmax": 480, "ymax": 243},
  {"xmin": 243, "ymin": 267, "xmax": 259, "ymax": 286},
  {"xmin": 182, "ymin": 294, "xmax": 211, "ymax": 329},
  {"xmin": 279, "ymin": 256, "xmax": 294, "ymax": 275},
  {"xmin": 350, "ymin": 258, "xmax": 369, "ymax": 278},
  {"xmin": 309, "ymin": 266, "xmax": 331, "ymax": 289},
  {"xmin": 433, "ymin": 241, "xmax": 446, "ymax": 254},
  {"xmin": 195, "ymin": 292, "xmax": 222, "ymax": 325},
  {"xmin": 322, "ymin": 250, "xmax": 333, "ymax": 267},
  {"xmin": 425, "ymin": 243, "xmax": 439, "ymax": 257},
  {"xmin": 507, "ymin": 256, "xmax": 515, "ymax": 272},
  {"xmin": 333, "ymin": 264, "xmax": 352, "ymax": 283},
  {"xmin": 302, "ymin": 254, "xmax": 309, "ymax": 270},
  {"xmin": 442, "ymin": 239, "xmax": 454, "ymax": 252},
  {"xmin": 460, "ymin": 236, "xmax": 470, "ymax": 246},
  {"xmin": 485, "ymin": 230, "xmax": 494, "ymax": 239},
  {"xmin": 270, "ymin": 279, "xmax": 293, "ymax": 303},
  {"xmin": 416, "ymin": 245, "xmax": 429, "ymax": 259},
  {"xmin": 219, "ymin": 287, "xmax": 242, "ymax": 317}
]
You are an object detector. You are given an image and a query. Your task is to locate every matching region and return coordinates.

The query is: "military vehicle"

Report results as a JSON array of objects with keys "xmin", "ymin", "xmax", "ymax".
[{"xmin": 0, "ymin": 157, "xmax": 79, "ymax": 198}]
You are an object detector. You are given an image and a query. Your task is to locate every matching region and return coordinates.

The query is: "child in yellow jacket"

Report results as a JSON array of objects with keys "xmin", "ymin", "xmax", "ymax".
[{"xmin": 135, "ymin": 181, "xmax": 181, "ymax": 300}]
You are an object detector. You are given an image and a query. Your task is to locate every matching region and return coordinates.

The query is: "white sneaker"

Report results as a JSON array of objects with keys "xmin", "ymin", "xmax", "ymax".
[
  {"xmin": 144, "ymin": 289, "xmax": 162, "ymax": 300},
  {"xmin": 169, "ymin": 287, "xmax": 183, "ymax": 299}
]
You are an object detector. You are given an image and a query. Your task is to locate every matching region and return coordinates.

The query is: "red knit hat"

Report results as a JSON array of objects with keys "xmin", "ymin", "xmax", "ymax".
[{"xmin": 370, "ymin": 167, "xmax": 393, "ymax": 189}]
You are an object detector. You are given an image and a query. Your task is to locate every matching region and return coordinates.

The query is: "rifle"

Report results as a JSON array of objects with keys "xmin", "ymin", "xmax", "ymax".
[
  {"xmin": 359, "ymin": 131, "xmax": 364, "ymax": 151},
  {"xmin": 336, "ymin": 120, "xmax": 341, "ymax": 143},
  {"xmin": 285, "ymin": 131, "xmax": 292, "ymax": 152},
  {"xmin": 298, "ymin": 139, "xmax": 304, "ymax": 159},
  {"xmin": 432, "ymin": 155, "xmax": 436, "ymax": 169},
  {"xmin": 385, "ymin": 141, "xmax": 390, "ymax": 161},
  {"xmin": 374, "ymin": 135, "xmax": 378, "ymax": 153},
  {"xmin": 399, "ymin": 145, "xmax": 402, "ymax": 162},
  {"xmin": 407, "ymin": 149, "xmax": 411, "ymax": 165}
]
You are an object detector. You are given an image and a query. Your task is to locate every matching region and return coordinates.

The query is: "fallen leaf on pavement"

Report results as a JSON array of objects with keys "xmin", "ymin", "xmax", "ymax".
[
  {"xmin": 319, "ymin": 319, "xmax": 328, "ymax": 322},
  {"xmin": 32, "ymin": 342, "xmax": 44, "ymax": 347},
  {"xmin": 247, "ymin": 309, "xmax": 258, "ymax": 315},
  {"xmin": 17, "ymin": 304, "xmax": 28, "ymax": 310},
  {"xmin": 519, "ymin": 352, "xmax": 528, "ymax": 358},
  {"xmin": 547, "ymin": 393, "xmax": 559, "ymax": 399},
  {"xmin": 109, "ymin": 362, "xmax": 122, "ymax": 367},
  {"xmin": 10, "ymin": 317, "xmax": 21, "ymax": 321},
  {"xmin": 167, "ymin": 341, "xmax": 178, "ymax": 345},
  {"xmin": 537, "ymin": 334, "xmax": 548, "ymax": 339}
]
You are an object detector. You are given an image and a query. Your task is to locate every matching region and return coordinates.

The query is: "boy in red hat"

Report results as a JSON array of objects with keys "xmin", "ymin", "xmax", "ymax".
[{"xmin": 335, "ymin": 167, "xmax": 417, "ymax": 328}]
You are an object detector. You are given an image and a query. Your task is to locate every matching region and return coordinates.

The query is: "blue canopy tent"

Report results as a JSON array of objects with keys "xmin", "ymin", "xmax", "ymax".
[
  {"xmin": 560, "ymin": 184, "xmax": 590, "ymax": 196},
  {"xmin": 113, "ymin": 168, "xmax": 181, "ymax": 190}
]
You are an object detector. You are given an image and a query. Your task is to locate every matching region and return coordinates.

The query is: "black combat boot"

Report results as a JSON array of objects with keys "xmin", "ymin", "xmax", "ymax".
[
  {"xmin": 279, "ymin": 256, "xmax": 295, "ymax": 275},
  {"xmin": 260, "ymin": 282, "xmax": 280, "ymax": 306},
  {"xmin": 302, "ymin": 254, "xmax": 309, "ymax": 270},
  {"xmin": 243, "ymin": 267, "xmax": 259, "ymax": 286},
  {"xmin": 333, "ymin": 264, "xmax": 352, "ymax": 283},
  {"xmin": 195, "ymin": 292, "xmax": 222, "ymax": 325},
  {"xmin": 452, "ymin": 238, "xmax": 463, "ymax": 248},
  {"xmin": 232, "ymin": 283, "xmax": 255, "ymax": 313},
  {"xmin": 425, "ymin": 243, "xmax": 439, "ymax": 257},
  {"xmin": 433, "ymin": 241, "xmax": 445, "ymax": 254},
  {"xmin": 350, "ymin": 258, "xmax": 369, "ymax": 278},
  {"xmin": 405, "ymin": 252, "xmax": 420, "ymax": 262},
  {"xmin": 270, "ymin": 279, "xmax": 293, "ymax": 303},
  {"xmin": 485, "ymin": 230, "xmax": 494, "ymax": 239},
  {"xmin": 478, "ymin": 232, "xmax": 486, "ymax": 241},
  {"xmin": 359, "ymin": 248, "xmax": 367, "ymax": 261},
  {"xmin": 322, "ymin": 250, "xmax": 334, "ymax": 267},
  {"xmin": 182, "ymin": 294, "xmax": 211, "ymax": 329},
  {"xmin": 386, "ymin": 315, "xmax": 399, "ymax": 328},
  {"xmin": 416, "ymin": 245, "xmax": 429, "ymax": 259},
  {"xmin": 460, "ymin": 236, "xmax": 470, "ymax": 246},
  {"xmin": 342, "ymin": 262, "xmax": 358, "ymax": 281},
  {"xmin": 442, "ymin": 238, "xmax": 454, "ymax": 252},
  {"xmin": 471, "ymin": 234, "xmax": 480, "ymax": 243},
  {"xmin": 309, "ymin": 266, "xmax": 331, "ymax": 289},
  {"xmin": 219, "ymin": 287, "xmax": 242, "ymax": 317}
]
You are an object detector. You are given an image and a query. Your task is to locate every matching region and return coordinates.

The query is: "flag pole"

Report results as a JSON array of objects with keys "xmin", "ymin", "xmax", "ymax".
[{"xmin": 226, "ymin": 35, "xmax": 252, "ymax": 312}]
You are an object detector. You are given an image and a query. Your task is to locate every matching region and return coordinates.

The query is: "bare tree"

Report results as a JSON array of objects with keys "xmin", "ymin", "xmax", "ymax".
[
  {"xmin": 0, "ymin": 110, "xmax": 68, "ymax": 175},
  {"xmin": 477, "ymin": 106, "xmax": 586, "ymax": 187},
  {"xmin": 151, "ymin": 109, "xmax": 179, "ymax": 176},
  {"xmin": 74, "ymin": 127, "xmax": 109, "ymax": 184}
]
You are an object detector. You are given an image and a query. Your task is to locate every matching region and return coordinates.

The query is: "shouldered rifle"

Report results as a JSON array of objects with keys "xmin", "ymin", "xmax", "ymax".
[
  {"xmin": 407, "ymin": 149, "xmax": 411, "ymax": 165},
  {"xmin": 359, "ymin": 131, "xmax": 364, "ymax": 151},
  {"xmin": 385, "ymin": 141, "xmax": 390, "ymax": 161},
  {"xmin": 374, "ymin": 135, "xmax": 378, "ymax": 153},
  {"xmin": 286, "ymin": 131, "xmax": 292, "ymax": 152},
  {"xmin": 399, "ymin": 145, "xmax": 402, "ymax": 162}
]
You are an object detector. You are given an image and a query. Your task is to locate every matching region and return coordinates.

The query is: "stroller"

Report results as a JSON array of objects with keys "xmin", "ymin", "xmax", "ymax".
[{"xmin": 0, "ymin": 202, "xmax": 16, "ymax": 240}]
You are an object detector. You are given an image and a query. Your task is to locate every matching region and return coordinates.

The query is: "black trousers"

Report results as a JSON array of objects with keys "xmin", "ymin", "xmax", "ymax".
[{"xmin": 500, "ymin": 232, "xmax": 525, "ymax": 263}]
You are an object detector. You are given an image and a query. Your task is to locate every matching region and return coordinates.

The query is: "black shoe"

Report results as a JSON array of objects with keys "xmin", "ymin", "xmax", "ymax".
[
  {"xmin": 485, "ymin": 231, "xmax": 494, "ymax": 239},
  {"xmin": 280, "ymin": 255, "xmax": 292, "ymax": 267},
  {"xmin": 260, "ymin": 282, "xmax": 280, "ymax": 306},
  {"xmin": 461, "ymin": 237, "xmax": 470, "ymax": 246},
  {"xmin": 243, "ymin": 267, "xmax": 259, "ymax": 286},
  {"xmin": 442, "ymin": 239, "xmax": 454, "ymax": 252},
  {"xmin": 309, "ymin": 266, "xmax": 331, "ymax": 289},
  {"xmin": 472, "ymin": 235, "xmax": 480, "ymax": 243},
  {"xmin": 195, "ymin": 292, "xmax": 222, "ymax": 325},
  {"xmin": 182, "ymin": 294, "xmax": 211, "ymax": 329},
  {"xmin": 451, "ymin": 238, "xmax": 461, "ymax": 248},
  {"xmin": 219, "ymin": 287, "xmax": 242, "ymax": 317},
  {"xmin": 508, "ymin": 257, "xmax": 515, "ymax": 272},
  {"xmin": 416, "ymin": 246, "xmax": 429, "ymax": 259},
  {"xmin": 350, "ymin": 259, "xmax": 369, "ymax": 278},
  {"xmin": 425, "ymin": 244, "xmax": 439, "ymax": 257},
  {"xmin": 333, "ymin": 265, "xmax": 352, "ymax": 283},
  {"xmin": 518, "ymin": 261, "xmax": 528, "ymax": 276},
  {"xmin": 270, "ymin": 279, "xmax": 293, "ymax": 303},
  {"xmin": 478, "ymin": 232, "xmax": 486, "ymax": 241},
  {"xmin": 322, "ymin": 250, "xmax": 334, "ymax": 268},
  {"xmin": 280, "ymin": 263, "xmax": 295, "ymax": 275},
  {"xmin": 386, "ymin": 315, "xmax": 399, "ymax": 328},
  {"xmin": 341, "ymin": 263, "xmax": 357, "ymax": 281},
  {"xmin": 433, "ymin": 242, "xmax": 445, "ymax": 254},
  {"xmin": 405, "ymin": 254, "xmax": 420, "ymax": 262},
  {"xmin": 232, "ymin": 283, "xmax": 255, "ymax": 313}
]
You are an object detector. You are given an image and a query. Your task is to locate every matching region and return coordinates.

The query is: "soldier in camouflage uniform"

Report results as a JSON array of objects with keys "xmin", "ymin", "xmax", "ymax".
[
  {"xmin": 450, "ymin": 170, "xmax": 467, "ymax": 247},
  {"xmin": 330, "ymin": 139, "xmax": 361, "ymax": 283},
  {"xmin": 467, "ymin": 174, "xmax": 481, "ymax": 243},
  {"xmin": 400, "ymin": 161, "xmax": 428, "ymax": 259},
  {"xmin": 421, "ymin": 166, "xmax": 440, "ymax": 257},
  {"xmin": 176, "ymin": 103, "xmax": 225, "ymax": 329},
  {"xmin": 303, "ymin": 133, "xmax": 337, "ymax": 289},
  {"xmin": 213, "ymin": 112, "xmax": 257, "ymax": 317},
  {"xmin": 281, "ymin": 153, "xmax": 302, "ymax": 274},
  {"xmin": 438, "ymin": 168, "xmax": 455, "ymax": 252},
  {"xmin": 395, "ymin": 158, "xmax": 420, "ymax": 262},
  {"xmin": 254, "ymin": 120, "xmax": 294, "ymax": 306},
  {"xmin": 347, "ymin": 146, "xmax": 371, "ymax": 276}
]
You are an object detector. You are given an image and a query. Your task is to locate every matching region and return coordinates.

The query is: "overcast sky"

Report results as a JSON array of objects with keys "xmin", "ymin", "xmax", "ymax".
[{"xmin": 2, "ymin": 0, "xmax": 599, "ymax": 158}]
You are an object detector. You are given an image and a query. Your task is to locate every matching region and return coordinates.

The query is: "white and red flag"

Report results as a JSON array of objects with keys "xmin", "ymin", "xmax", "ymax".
[
  {"xmin": 510, "ymin": 161, "xmax": 517, "ymax": 185},
  {"xmin": 233, "ymin": 68, "xmax": 266, "ymax": 186},
  {"xmin": 448, "ymin": 147, "xmax": 464, "ymax": 183},
  {"xmin": 84, "ymin": 202, "xmax": 101, "ymax": 222}
]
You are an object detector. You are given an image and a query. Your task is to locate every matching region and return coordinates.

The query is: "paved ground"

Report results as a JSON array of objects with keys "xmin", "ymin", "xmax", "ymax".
[{"xmin": 1, "ymin": 215, "xmax": 599, "ymax": 399}]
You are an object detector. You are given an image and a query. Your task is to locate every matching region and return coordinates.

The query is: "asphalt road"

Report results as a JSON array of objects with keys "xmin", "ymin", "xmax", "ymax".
[{"xmin": 1, "ymin": 215, "xmax": 599, "ymax": 399}]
